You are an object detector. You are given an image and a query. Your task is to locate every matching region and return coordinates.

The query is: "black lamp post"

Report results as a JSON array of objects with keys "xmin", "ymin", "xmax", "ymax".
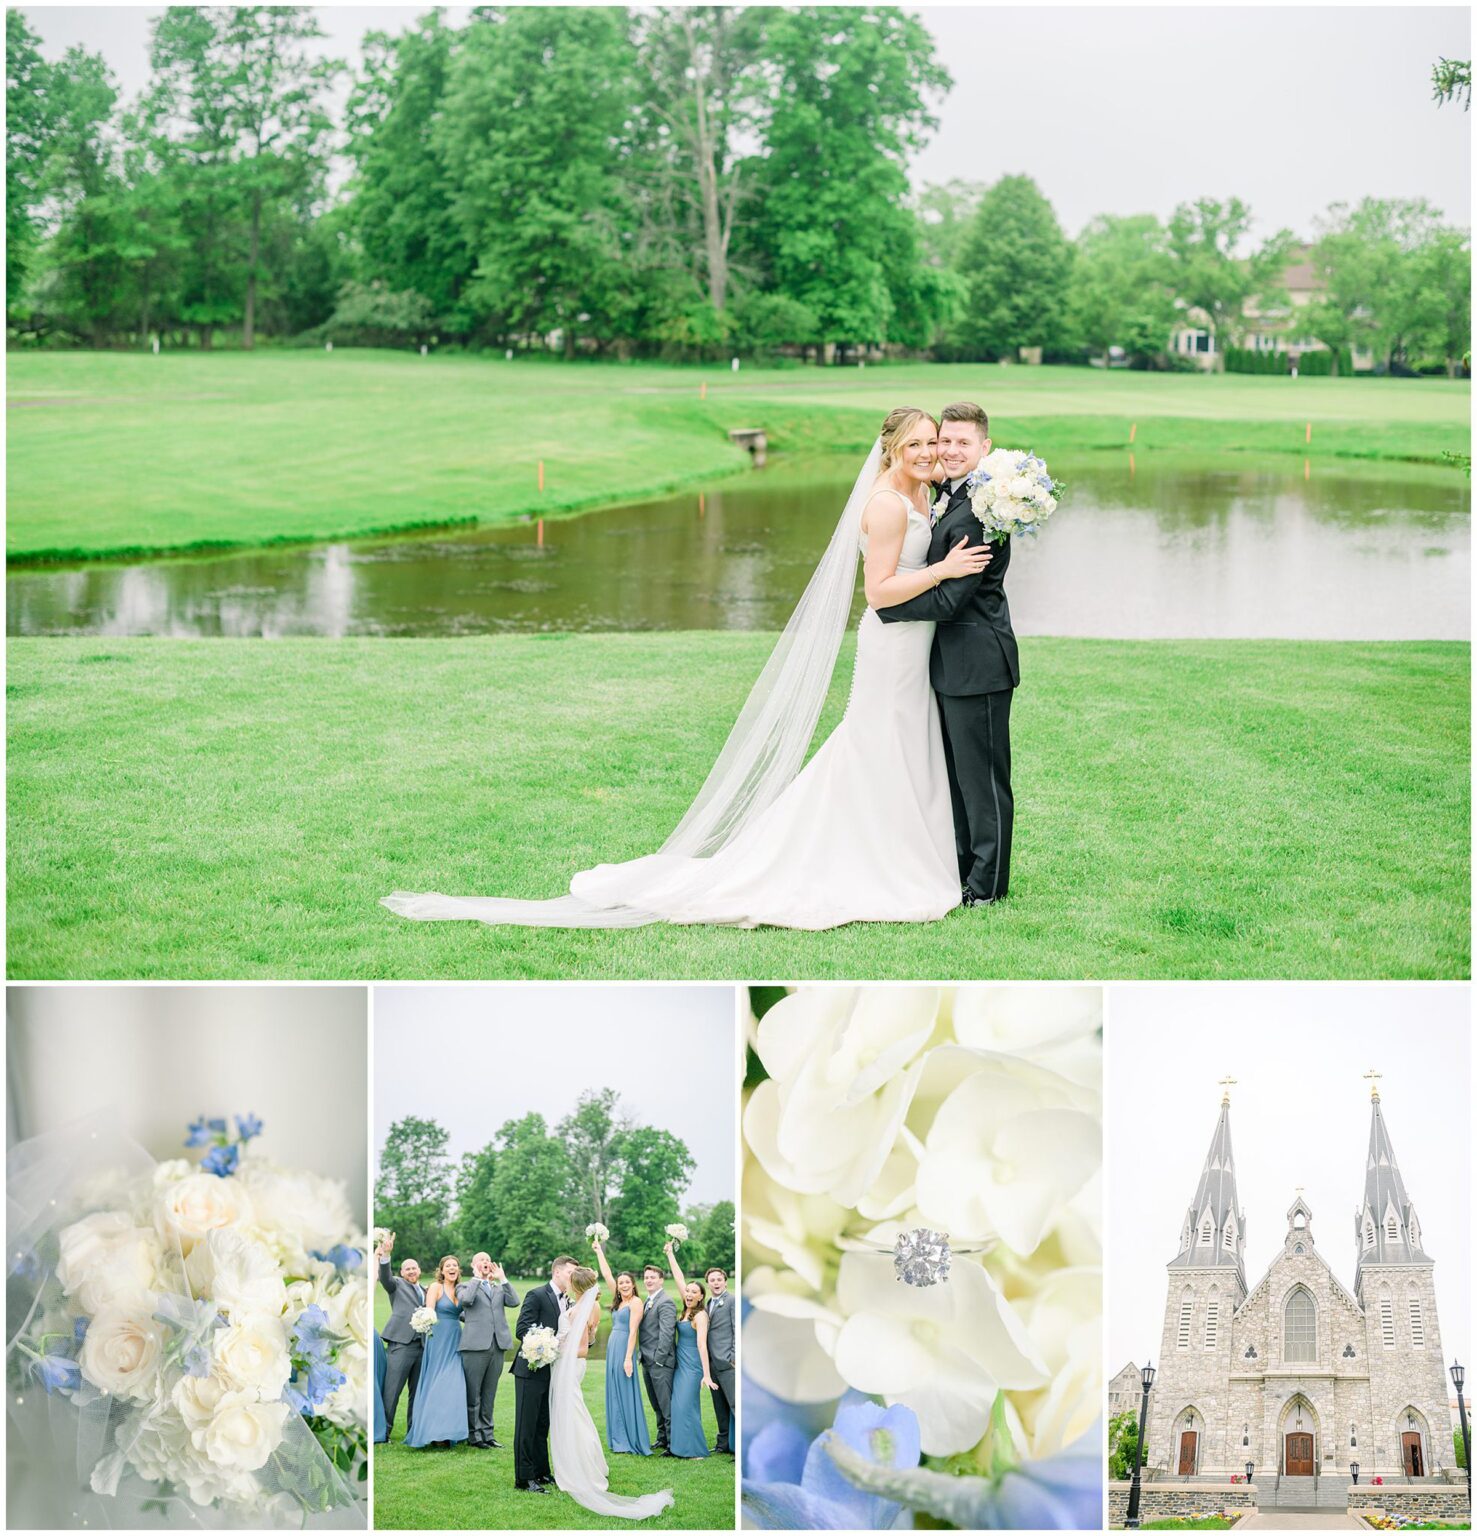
[
  {"xmin": 1351, "ymin": 1461, "xmax": 1360, "ymax": 1485},
  {"xmin": 1125, "ymin": 1361, "xmax": 1155, "ymax": 1529},
  {"xmin": 1245, "ymin": 1460, "xmax": 1255, "ymax": 1485},
  {"xmin": 1452, "ymin": 1360, "xmax": 1470, "ymax": 1504}
]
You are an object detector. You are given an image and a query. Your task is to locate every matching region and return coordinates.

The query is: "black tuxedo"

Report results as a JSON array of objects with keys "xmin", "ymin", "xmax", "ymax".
[
  {"xmin": 877, "ymin": 477, "xmax": 1018, "ymax": 899},
  {"xmin": 510, "ymin": 1282, "xmax": 562, "ymax": 1486}
]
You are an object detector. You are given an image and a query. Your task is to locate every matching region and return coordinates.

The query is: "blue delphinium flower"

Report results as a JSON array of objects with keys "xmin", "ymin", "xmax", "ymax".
[
  {"xmin": 291, "ymin": 1304, "xmax": 337, "ymax": 1360},
  {"xmin": 744, "ymin": 1394, "xmax": 921, "ymax": 1529},
  {"xmin": 33, "ymin": 1351, "xmax": 82, "ymax": 1393},
  {"xmin": 235, "ymin": 1113, "xmax": 263, "ymax": 1142},
  {"xmin": 73, "ymin": 1317, "xmax": 88, "ymax": 1344},
  {"xmin": 185, "ymin": 1116, "xmax": 227, "ymax": 1148},
  {"xmin": 310, "ymin": 1244, "xmax": 364, "ymax": 1273},
  {"xmin": 200, "ymin": 1142, "xmax": 240, "ymax": 1178},
  {"xmin": 284, "ymin": 1357, "xmax": 347, "ymax": 1416}
]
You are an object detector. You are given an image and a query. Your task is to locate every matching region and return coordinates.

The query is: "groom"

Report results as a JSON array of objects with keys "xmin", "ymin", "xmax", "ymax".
[
  {"xmin": 510, "ymin": 1254, "xmax": 575, "ymax": 1493},
  {"xmin": 877, "ymin": 400, "xmax": 1018, "ymax": 904}
]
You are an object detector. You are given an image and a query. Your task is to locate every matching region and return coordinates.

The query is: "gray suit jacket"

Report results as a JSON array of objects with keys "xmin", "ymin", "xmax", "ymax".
[
  {"xmin": 378, "ymin": 1257, "xmax": 427, "ymax": 1346},
  {"xmin": 637, "ymin": 1291, "xmax": 677, "ymax": 1369},
  {"xmin": 706, "ymin": 1290, "xmax": 735, "ymax": 1365},
  {"xmin": 456, "ymin": 1276, "xmax": 519, "ymax": 1351}
]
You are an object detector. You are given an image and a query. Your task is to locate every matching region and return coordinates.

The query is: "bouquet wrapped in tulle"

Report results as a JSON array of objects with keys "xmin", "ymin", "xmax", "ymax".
[
  {"xmin": 7, "ymin": 1111, "xmax": 368, "ymax": 1528},
  {"xmin": 409, "ymin": 1306, "xmax": 436, "ymax": 1336},
  {"xmin": 520, "ymin": 1325, "xmax": 559, "ymax": 1370},
  {"xmin": 966, "ymin": 449, "xmax": 1061, "ymax": 542}
]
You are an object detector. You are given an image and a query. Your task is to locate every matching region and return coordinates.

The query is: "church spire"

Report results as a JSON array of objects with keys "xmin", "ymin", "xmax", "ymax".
[
  {"xmin": 1354, "ymin": 1075, "xmax": 1430, "ymax": 1293},
  {"xmin": 1169, "ymin": 1085, "xmax": 1247, "ymax": 1293}
]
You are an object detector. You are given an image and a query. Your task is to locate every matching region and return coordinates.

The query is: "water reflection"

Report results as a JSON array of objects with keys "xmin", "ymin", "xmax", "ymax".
[{"xmin": 7, "ymin": 455, "xmax": 1468, "ymax": 641}]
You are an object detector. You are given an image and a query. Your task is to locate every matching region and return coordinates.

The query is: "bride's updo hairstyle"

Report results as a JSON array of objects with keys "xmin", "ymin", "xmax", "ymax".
[
  {"xmin": 878, "ymin": 407, "xmax": 939, "ymax": 471},
  {"xmin": 567, "ymin": 1265, "xmax": 599, "ymax": 1300}
]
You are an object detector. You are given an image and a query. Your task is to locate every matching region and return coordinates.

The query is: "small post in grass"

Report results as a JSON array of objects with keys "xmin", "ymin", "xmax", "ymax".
[
  {"xmin": 700, "ymin": 381, "xmax": 707, "ymax": 400},
  {"xmin": 699, "ymin": 493, "xmax": 706, "ymax": 518},
  {"xmin": 1129, "ymin": 422, "xmax": 1137, "ymax": 444},
  {"xmin": 538, "ymin": 460, "xmax": 545, "ymax": 493},
  {"xmin": 1306, "ymin": 421, "xmax": 1312, "ymax": 444},
  {"xmin": 537, "ymin": 518, "xmax": 544, "ymax": 548}
]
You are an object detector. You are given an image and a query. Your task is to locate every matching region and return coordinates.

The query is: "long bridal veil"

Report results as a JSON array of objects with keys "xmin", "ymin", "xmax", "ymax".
[
  {"xmin": 382, "ymin": 439, "xmax": 884, "ymax": 927},
  {"xmin": 549, "ymin": 1289, "xmax": 674, "ymax": 1521}
]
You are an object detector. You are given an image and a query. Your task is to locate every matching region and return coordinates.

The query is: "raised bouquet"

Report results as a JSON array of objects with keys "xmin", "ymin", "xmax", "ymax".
[
  {"xmin": 665, "ymin": 1223, "xmax": 689, "ymax": 1245},
  {"xmin": 965, "ymin": 449, "xmax": 1061, "ymax": 542},
  {"xmin": 409, "ymin": 1305, "xmax": 436, "ymax": 1336},
  {"xmin": 585, "ymin": 1222, "xmax": 610, "ymax": 1247},
  {"xmin": 8, "ymin": 1112, "xmax": 368, "ymax": 1527},
  {"xmin": 520, "ymin": 1325, "xmax": 559, "ymax": 1371}
]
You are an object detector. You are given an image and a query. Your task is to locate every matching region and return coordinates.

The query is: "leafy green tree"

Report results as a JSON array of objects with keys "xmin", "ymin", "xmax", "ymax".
[
  {"xmin": 558, "ymin": 1088, "xmax": 632, "ymax": 1231},
  {"xmin": 746, "ymin": 6, "xmax": 950, "ymax": 353},
  {"xmin": 1395, "ymin": 224, "xmax": 1470, "ymax": 376},
  {"xmin": 730, "ymin": 290, "xmax": 821, "ymax": 356},
  {"xmin": 1431, "ymin": 57, "xmax": 1471, "ymax": 110},
  {"xmin": 344, "ymin": 12, "xmax": 474, "ymax": 329},
  {"xmin": 953, "ymin": 175, "xmax": 1073, "ymax": 360},
  {"xmin": 696, "ymin": 1199, "xmax": 736, "ymax": 1274},
  {"xmin": 453, "ymin": 1144, "xmax": 505, "ymax": 1259},
  {"xmin": 7, "ymin": 11, "xmax": 55, "ymax": 305},
  {"xmin": 375, "ymin": 1115, "xmax": 455, "ymax": 1265},
  {"xmin": 1455, "ymin": 1424, "xmax": 1469, "ymax": 1471},
  {"xmin": 488, "ymin": 1113, "xmax": 574, "ymax": 1274},
  {"xmin": 915, "ymin": 178, "xmax": 986, "ymax": 272},
  {"xmin": 1069, "ymin": 213, "xmax": 1175, "ymax": 366},
  {"xmin": 1164, "ymin": 197, "xmax": 1294, "ymax": 367},
  {"xmin": 1109, "ymin": 1409, "xmax": 1145, "ymax": 1480},
  {"xmin": 437, "ymin": 7, "xmax": 640, "ymax": 353},
  {"xmin": 607, "ymin": 1125, "xmax": 696, "ymax": 1268}
]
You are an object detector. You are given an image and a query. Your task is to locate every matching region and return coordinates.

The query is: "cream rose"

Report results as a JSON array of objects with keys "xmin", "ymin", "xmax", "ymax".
[
  {"xmin": 173, "ymin": 1371, "xmax": 231, "ymax": 1432},
  {"xmin": 79, "ymin": 1306, "xmax": 166, "ymax": 1401},
  {"xmin": 56, "ymin": 1211, "xmax": 160, "ymax": 1314},
  {"xmin": 336, "ymin": 1278, "xmax": 370, "ymax": 1350},
  {"xmin": 236, "ymin": 1164, "xmax": 352, "ymax": 1252},
  {"xmin": 196, "ymin": 1390, "xmax": 289, "ymax": 1471},
  {"xmin": 214, "ymin": 1315, "xmax": 291, "ymax": 1399},
  {"xmin": 189, "ymin": 1228, "xmax": 286, "ymax": 1319},
  {"xmin": 156, "ymin": 1173, "xmax": 255, "ymax": 1255}
]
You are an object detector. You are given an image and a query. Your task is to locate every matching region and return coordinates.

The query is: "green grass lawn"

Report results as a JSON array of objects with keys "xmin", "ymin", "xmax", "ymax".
[
  {"xmin": 7, "ymin": 352, "xmax": 1468, "ymax": 559},
  {"xmin": 1138, "ymin": 1520, "xmax": 1239, "ymax": 1530},
  {"xmin": 372, "ymin": 1285, "xmax": 733, "ymax": 1530},
  {"xmin": 7, "ymin": 634, "xmax": 1467, "ymax": 979}
]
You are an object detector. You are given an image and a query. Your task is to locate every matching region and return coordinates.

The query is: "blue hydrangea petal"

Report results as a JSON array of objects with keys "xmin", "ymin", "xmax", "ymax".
[{"xmin": 746, "ymin": 1420, "xmax": 811, "ymax": 1487}]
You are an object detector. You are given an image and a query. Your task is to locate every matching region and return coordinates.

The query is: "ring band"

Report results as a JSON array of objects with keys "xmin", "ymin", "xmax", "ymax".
[{"xmin": 837, "ymin": 1227, "xmax": 994, "ymax": 1287}]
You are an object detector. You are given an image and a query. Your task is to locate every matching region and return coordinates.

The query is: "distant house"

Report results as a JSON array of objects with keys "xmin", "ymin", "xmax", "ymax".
[
  {"xmin": 1169, "ymin": 243, "xmax": 1375, "ymax": 373},
  {"xmin": 1110, "ymin": 1361, "xmax": 1151, "ymax": 1419}
]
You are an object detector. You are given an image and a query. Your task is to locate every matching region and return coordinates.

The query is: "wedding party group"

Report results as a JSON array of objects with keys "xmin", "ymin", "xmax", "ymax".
[{"xmin": 375, "ymin": 1232, "xmax": 736, "ymax": 1521}]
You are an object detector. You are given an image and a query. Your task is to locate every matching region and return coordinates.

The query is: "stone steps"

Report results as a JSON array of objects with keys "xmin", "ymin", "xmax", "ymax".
[{"xmin": 1260, "ymin": 1480, "xmax": 1354, "ymax": 1510}]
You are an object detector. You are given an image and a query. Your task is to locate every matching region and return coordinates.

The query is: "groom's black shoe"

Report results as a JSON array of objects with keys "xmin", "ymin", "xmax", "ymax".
[
  {"xmin": 515, "ymin": 1482, "xmax": 549, "ymax": 1493},
  {"xmin": 960, "ymin": 886, "xmax": 996, "ymax": 908},
  {"xmin": 488, "ymin": 1438, "xmax": 504, "ymax": 1448}
]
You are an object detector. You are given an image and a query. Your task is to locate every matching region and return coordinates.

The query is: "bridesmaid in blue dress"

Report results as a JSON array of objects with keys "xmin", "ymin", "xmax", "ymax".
[
  {"xmin": 405, "ymin": 1255, "xmax": 469, "ymax": 1449},
  {"xmin": 373, "ymin": 1331, "xmax": 388, "ymax": 1443},
  {"xmin": 593, "ymin": 1240, "xmax": 651, "ymax": 1454},
  {"xmin": 664, "ymin": 1241, "xmax": 714, "ymax": 1459}
]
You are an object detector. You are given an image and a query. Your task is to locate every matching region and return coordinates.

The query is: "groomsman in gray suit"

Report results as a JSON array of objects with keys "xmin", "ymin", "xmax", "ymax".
[
  {"xmin": 457, "ymin": 1253, "xmax": 519, "ymax": 1449},
  {"xmin": 705, "ymin": 1267, "xmax": 737, "ymax": 1454},
  {"xmin": 376, "ymin": 1233, "xmax": 425, "ymax": 1440},
  {"xmin": 638, "ymin": 1262, "xmax": 677, "ymax": 1453}
]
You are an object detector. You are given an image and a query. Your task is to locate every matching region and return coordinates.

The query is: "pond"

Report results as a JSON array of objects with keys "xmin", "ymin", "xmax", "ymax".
[{"xmin": 7, "ymin": 454, "xmax": 1469, "ymax": 641}]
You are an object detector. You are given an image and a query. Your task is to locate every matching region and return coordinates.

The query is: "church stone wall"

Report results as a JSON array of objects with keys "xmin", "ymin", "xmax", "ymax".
[{"xmin": 1359, "ymin": 1262, "xmax": 1454, "ymax": 1475}]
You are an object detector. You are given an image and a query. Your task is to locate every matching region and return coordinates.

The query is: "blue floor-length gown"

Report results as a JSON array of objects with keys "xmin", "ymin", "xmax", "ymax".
[
  {"xmin": 374, "ymin": 1331, "xmax": 388, "ymax": 1443},
  {"xmin": 404, "ymin": 1294, "xmax": 468, "ymax": 1448},
  {"xmin": 669, "ymin": 1318, "xmax": 710, "ymax": 1458},
  {"xmin": 604, "ymin": 1306, "xmax": 652, "ymax": 1454}
]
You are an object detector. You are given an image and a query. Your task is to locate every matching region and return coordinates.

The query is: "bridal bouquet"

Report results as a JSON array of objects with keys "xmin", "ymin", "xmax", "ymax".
[
  {"xmin": 520, "ymin": 1325, "xmax": 559, "ymax": 1370},
  {"xmin": 665, "ymin": 1223, "xmax": 690, "ymax": 1245},
  {"xmin": 585, "ymin": 1222, "xmax": 610, "ymax": 1246},
  {"xmin": 742, "ymin": 987, "xmax": 1102, "ymax": 1531},
  {"xmin": 8, "ymin": 1112, "xmax": 368, "ymax": 1527},
  {"xmin": 409, "ymin": 1306, "xmax": 436, "ymax": 1336},
  {"xmin": 966, "ymin": 449, "xmax": 1061, "ymax": 542}
]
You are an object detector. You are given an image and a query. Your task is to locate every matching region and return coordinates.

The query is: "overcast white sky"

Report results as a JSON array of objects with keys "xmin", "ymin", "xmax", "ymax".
[
  {"xmin": 1107, "ymin": 985, "xmax": 1471, "ymax": 1380},
  {"xmin": 372, "ymin": 985, "xmax": 737, "ymax": 1206},
  {"xmin": 18, "ymin": 4, "xmax": 1471, "ymax": 238}
]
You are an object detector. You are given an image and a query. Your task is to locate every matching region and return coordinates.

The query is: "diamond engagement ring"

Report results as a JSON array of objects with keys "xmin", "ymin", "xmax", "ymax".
[{"xmin": 839, "ymin": 1227, "xmax": 994, "ymax": 1287}]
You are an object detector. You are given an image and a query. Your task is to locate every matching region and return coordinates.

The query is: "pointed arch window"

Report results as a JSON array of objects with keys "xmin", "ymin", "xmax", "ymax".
[
  {"xmin": 1409, "ymin": 1295, "xmax": 1425, "ymax": 1348},
  {"xmin": 1364, "ymin": 1221, "xmax": 1375, "ymax": 1250},
  {"xmin": 1284, "ymin": 1288, "xmax": 1316, "ymax": 1362},
  {"xmin": 1205, "ymin": 1297, "xmax": 1220, "ymax": 1349},
  {"xmin": 1386, "ymin": 1214, "xmax": 1400, "ymax": 1243},
  {"xmin": 1223, "ymin": 1221, "xmax": 1235, "ymax": 1251},
  {"xmin": 1177, "ymin": 1291, "xmax": 1194, "ymax": 1350},
  {"xmin": 1380, "ymin": 1295, "xmax": 1396, "ymax": 1348},
  {"xmin": 1201, "ymin": 1218, "xmax": 1213, "ymax": 1246}
]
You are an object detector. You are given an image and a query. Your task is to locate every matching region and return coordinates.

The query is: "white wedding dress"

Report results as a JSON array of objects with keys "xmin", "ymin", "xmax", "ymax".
[
  {"xmin": 382, "ymin": 443, "xmax": 960, "ymax": 930},
  {"xmin": 550, "ymin": 1290, "xmax": 673, "ymax": 1522}
]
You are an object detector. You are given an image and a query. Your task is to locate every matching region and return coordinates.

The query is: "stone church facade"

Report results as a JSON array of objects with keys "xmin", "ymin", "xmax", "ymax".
[{"xmin": 1146, "ymin": 1082, "xmax": 1454, "ymax": 1485}]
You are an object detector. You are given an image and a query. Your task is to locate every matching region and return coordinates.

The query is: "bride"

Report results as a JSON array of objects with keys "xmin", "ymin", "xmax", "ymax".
[
  {"xmin": 550, "ymin": 1266, "xmax": 673, "ymax": 1521},
  {"xmin": 382, "ymin": 407, "xmax": 989, "ymax": 930}
]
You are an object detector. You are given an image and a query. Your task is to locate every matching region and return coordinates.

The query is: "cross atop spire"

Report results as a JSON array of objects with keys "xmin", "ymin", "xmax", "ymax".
[
  {"xmin": 1363, "ymin": 1067, "xmax": 1382, "ymax": 1101},
  {"xmin": 1219, "ymin": 1075, "xmax": 1237, "ymax": 1105}
]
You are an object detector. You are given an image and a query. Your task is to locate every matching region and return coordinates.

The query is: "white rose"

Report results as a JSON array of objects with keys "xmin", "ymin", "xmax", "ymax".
[
  {"xmin": 236, "ymin": 1164, "xmax": 352, "ymax": 1252},
  {"xmin": 189, "ymin": 1228, "xmax": 286, "ymax": 1319},
  {"xmin": 214, "ymin": 1315, "xmax": 291, "ymax": 1399},
  {"xmin": 196, "ymin": 1389, "xmax": 289, "ymax": 1471},
  {"xmin": 334, "ymin": 1277, "xmax": 370, "ymax": 1350},
  {"xmin": 56, "ymin": 1211, "xmax": 160, "ymax": 1314},
  {"xmin": 79, "ymin": 1306, "xmax": 166, "ymax": 1401},
  {"xmin": 174, "ymin": 1371, "xmax": 231, "ymax": 1432},
  {"xmin": 156, "ymin": 1173, "xmax": 255, "ymax": 1254},
  {"xmin": 153, "ymin": 1159, "xmax": 192, "ymax": 1188}
]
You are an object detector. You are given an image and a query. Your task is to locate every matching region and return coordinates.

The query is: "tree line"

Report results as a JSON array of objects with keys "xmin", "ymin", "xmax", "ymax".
[
  {"xmin": 6, "ymin": 7, "xmax": 1469, "ymax": 373},
  {"xmin": 374, "ymin": 1091, "xmax": 736, "ymax": 1279}
]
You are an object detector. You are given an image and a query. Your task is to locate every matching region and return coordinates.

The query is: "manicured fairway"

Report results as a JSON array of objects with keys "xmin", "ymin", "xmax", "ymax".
[
  {"xmin": 7, "ymin": 352, "xmax": 1468, "ymax": 559},
  {"xmin": 7, "ymin": 635, "xmax": 1468, "ymax": 980},
  {"xmin": 371, "ymin": 1286, "xmax": 733, "ymax": 1531}
]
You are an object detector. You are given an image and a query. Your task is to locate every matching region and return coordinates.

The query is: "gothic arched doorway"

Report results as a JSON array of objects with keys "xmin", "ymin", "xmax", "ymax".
[{"xmin": 1278, "ymin": 1393, "xmax": 1321, "ymax": 1476}]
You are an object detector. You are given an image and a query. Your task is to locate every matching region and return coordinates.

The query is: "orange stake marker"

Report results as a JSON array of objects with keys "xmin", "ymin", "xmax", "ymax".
[
  {"xmin": 537, "ymin": 518, "xmax": 545, "ymax": 547},
  {"xmin": 699, "ymin": 492, "xmax": 706, "ymax": 517},
  {"xmin": 1129, "ymin": 452, "xmax": 1136, "ymax": 477},
  {"xmin": 1305, "ymin": 421, "xmax": 1312, "ymax": 444},
  {"xmin": 1304, "ymin": 459, "xmax": 1311, "ymax": 482},
  {"xmin": 538, "ymin": 459, "xmax": 545, "ymax": 492},
  {"xmin": 1129, "ymin": 422, "xmax": 1137, "ymax": 444},
  {"xmin": 700, "ymin": 381, "xmax": 707, "ymax": 400}
]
